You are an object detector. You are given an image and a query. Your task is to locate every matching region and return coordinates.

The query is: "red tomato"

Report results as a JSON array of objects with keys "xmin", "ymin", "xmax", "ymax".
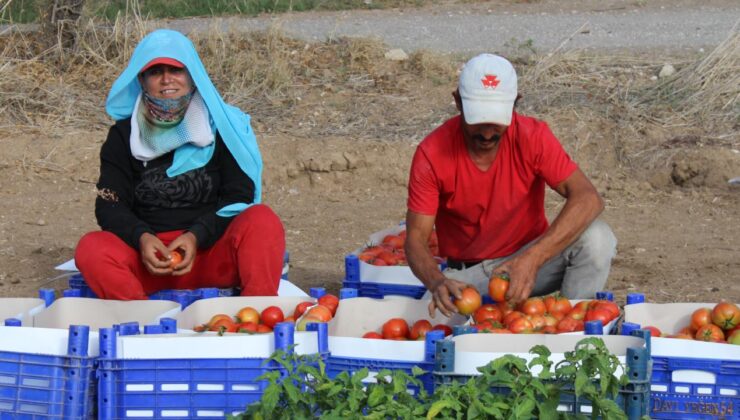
[
  {"xmin": 566, "ymin": 307, "xmax": 586, "ymax": 321},
  {"xmin": 508, "ymin": 317, "xmax": 534, "ymax": 334},
  {"xmin": 382, "ymin": 234, "xmax": 405, "ymax": 249},
  {"xmin": 235, "ymin": 307, "xmax": 260, "ymax": 324},
  {"xmin": 540, "ymin": 325, "xmax": 558, "ymax": 334},
  {"xmin": 207, "ymin": 314, "xmax": 232, "ymax": 327},
  {"xmin": 488, "ymin": 328, "xmax": 512, "ymax": 334},
  {"xmin": 542, "ymin": 313, "xmax": 559, "ymax": 327},
  {"xmin": 432, "ymin": 324, "xmax": 453, "ymax": 337},
  {"xmin": 520, "ymin": 297, "xmax": 546, "ymax": 316},
  {"xmin": 473, "ymin": 304, "xmax": 503, "ymax": 325},
  {"xmin": 362, "ymin": 246, "xmax": 385, "ymax": 257},
  {"xmin": 712, "ymin": 302, "xmax": 740, "ymax": 330},
  {"xmin": 382, "ymin": 318, "xmax": 410, "ymax": 339},
  {"xmin": 256, "ymin": 324, "xmax": 272, "ymax": 334},
  {"xmin": 695, "ymin": 324, "xmax": 725, "ymax": 342},
  {"xmin": 488, "ymin": 274, "xmax": 510, "ymax": 303},
  {"xmin": 454, "ymin": 287, "xmax": 482, "ymax": 316},
  {"xmin": 557, "ymin": 317, "xmax": 584, "ymax": 333},
  {"xmin": 690, "ymin": 308, "xmax": 713, "ymax": 331},
  {"xmin": 573, "ymin": 301, "xmax": 591, "ymax": 312},
  {"xmin": 642, "ymin": 326, "xmax": 662, "ymax": 338},
  {"xmin": 376, "ymin": 251, "xmax": 400, "ymax": 266},
  {"xmin": 209, "ymin": 318, "xmax": 237, "ymax": 333},
  {"xmin": 544, "ymin": 296, "xmax": 572, "ymax": 314},
  {"xmin": 409, "ymin": 319, "xmax": 433, "ymax": 340},
  {"xmin": 362, "ymin": 331, "xmax": 383, "ymax": 339},
  {"xmin": 260, "ymin": 306, "xmax": 285, "ymax": 329},
  {"xmin": 496, "ymin": 301, "xmax": 515, "ymax": 317},
  {"xmin": 503, "ymin": 311, "xmax": 525, "ymax": 328},
  {"xmin": 585, "ymin": 308, "xmax": 613, "ymax": 326},
  {"xmin": 293, "ymin": 301, "xmax": 314, "ymax": 319},
  {"xmin": 318, "ymin": 294, "xmax": 340, "ymax": 316},
  {"xmin": 236, "ymin": 322, "xmax": 258, "ymax": 333},
  {"xmin": 528, "ymin": 314, "xmax": 546, "ymax": 331},
  {"xmin": 168, "ymin": 250, "xmax": 183, "ymax": 269},
  {"xmin": 592, "ymin": 301, "xmax": 620, "ymax": 321}
]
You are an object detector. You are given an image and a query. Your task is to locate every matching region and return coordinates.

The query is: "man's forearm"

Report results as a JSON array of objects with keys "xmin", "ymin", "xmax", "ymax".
[{"xmin": 406, "ymin": 240, "xmax": 447, "ymax": 290}]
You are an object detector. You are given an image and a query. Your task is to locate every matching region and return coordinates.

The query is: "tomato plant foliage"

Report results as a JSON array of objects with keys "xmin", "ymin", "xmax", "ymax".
[{"xmin": 230, "ymin": 337, "xmax": 635, "ymax": 419}]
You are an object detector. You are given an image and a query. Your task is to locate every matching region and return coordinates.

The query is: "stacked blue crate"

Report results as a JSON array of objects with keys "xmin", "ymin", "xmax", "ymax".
[
  {"xmin": 342, "ymin": 254, "xmax": 429, "ymax": 299},
  {"xmin": 96, "ymin": 322, "xmax": 327, "ymax": 419},
  {"xmin": 623, "ymin": 293, "xmax": 740, "ymax": 419},
  {"xmin": 0, "ymin": 324, "xmax": 97, "ymax": 419}
]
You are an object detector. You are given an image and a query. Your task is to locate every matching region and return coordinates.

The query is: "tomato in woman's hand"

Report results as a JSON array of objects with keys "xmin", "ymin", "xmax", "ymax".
[
  {"xmin": 168, "ymin": 250, "xmax": 183, "ymax": 269},
  {"xmin": 488, "ymin": 273, "xmax": 509, "ymax": 303}
]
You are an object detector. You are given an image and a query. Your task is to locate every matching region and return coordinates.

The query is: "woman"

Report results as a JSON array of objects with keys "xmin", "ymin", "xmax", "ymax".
[{"xmin": 75, "ymin": 29, "xmax": 285, "ymax": 300}]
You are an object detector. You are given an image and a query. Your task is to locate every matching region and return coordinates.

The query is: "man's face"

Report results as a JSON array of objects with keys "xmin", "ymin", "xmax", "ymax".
[{"xmin": 453, "ymin": 90, "xmax": 509, "ymax": 152}]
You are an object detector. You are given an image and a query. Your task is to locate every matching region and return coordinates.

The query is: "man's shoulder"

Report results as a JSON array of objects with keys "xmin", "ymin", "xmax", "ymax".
[
  {"xmin": 511, "ymin": 112, "xmax": 552, "ymax": 137},
  {"xmin": 418, "ymin": 115, "xmax": 461, "ymax": 153}
]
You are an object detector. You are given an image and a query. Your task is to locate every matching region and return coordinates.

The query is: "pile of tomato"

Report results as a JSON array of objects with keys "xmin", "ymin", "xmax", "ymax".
[
  {"xmin": 193, "ymin": 294, "xmax": 340, "ymax": 334},
  {"xmin": 357, "ymin": 230, "xmax": 443, "ymax": 266},
  {"xmin": 643, "ymin": 301, "xmax": 740, "ymax": 344},
  {"xmin": 363, "ymin": 318, "xmax": 454, "ymax": 340}
]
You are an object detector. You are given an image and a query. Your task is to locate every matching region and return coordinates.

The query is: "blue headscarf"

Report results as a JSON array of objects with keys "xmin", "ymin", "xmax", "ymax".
[{"xmin": 106, "ymin": 29, "xmax": 262, "ymax": 215}]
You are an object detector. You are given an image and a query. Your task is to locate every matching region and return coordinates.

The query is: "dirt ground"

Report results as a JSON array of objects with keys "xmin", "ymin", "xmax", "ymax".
[{"xmin": 0, "ymin": 1, "xmax": 738, "ymax": 306}]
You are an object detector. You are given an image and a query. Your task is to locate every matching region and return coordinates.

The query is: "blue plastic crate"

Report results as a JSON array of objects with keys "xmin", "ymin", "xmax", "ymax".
[
  {"xmin": 326, "ymin": 329, "xmax": 444, "ymax": 395},
  {"xmin": 97, "ymin": 322, "xmax": 327, "ymax": 419},
  {"xmin": 649, "ymin": 356, "xmax": 740, "ymax": 419},
  {"xmin": 432, "ymin": 330, "xmax": 652, "ymax": 418},
  {"xmin": 0, "ymin": 325, "xmax": 97, "ymax": 419},
  {"xmin": 342, "ymin": 279, "xmax": 427, "ymax": 300}
]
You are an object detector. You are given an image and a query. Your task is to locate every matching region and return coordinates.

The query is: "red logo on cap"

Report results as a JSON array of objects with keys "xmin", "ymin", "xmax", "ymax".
[{"xmin": 481, "ymin": 75, "xmax": 500, "ymax": 89}]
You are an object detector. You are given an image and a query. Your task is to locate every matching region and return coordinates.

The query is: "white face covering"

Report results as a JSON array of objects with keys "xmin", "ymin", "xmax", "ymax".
[{"xmin": 130, "ymin": 90, "xmax": 215, "ymax": 162}]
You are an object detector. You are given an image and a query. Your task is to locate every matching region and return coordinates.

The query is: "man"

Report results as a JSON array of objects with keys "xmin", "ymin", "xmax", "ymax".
[{"xmin": 405, "ymin": 53, "xmax": 616, "ymax": 317}]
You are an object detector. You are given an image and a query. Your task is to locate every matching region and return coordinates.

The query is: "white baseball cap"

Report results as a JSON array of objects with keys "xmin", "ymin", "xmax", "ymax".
[{"xmin": 458, "ymin": 54, "xmax": 518, "ymax": 126}]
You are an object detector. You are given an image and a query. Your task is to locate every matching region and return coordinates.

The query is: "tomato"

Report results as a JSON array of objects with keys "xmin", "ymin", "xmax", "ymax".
[
  {"xmin": 585, "ymin": 308, "xmax": 613, "ymax": 326},
  {"xmin": 256, "ymin": 324, "xmax": 272, "ymax": 334},
  {"xmin": 306, "ymin": 305, "xmax": 333, "ymax": 322},
  {"xmin": 592, "ymin": 301, "xmax": 620, "ymax": 321},
  {"xmin": 283, "ymin": 316, "xmax": 295, "ymax": 324},
  {"xmin": 690, "ymin": 308, "xmax": 713, "ymax": 331},
  {"xmin": 549, "ymin": 311, "xmax": 566, "ymax": 321},
  {"xmin": 209, "ymin": 318, "xmax": 237, "ymax": 333},
  {"xmin": 728, "ymin": 329, "xmax": 740, "ymax": 345},
  {"xmin": 642, "ymin": 326, "xmax": 662, "ymax": 338},
  {"xmin": 362, "ymin": 331, "xmax": 383, "ymax": 339},
  {"xmin": 260, "ymin": 306, "xmax": 284, "ymax": 329},
  {"xmin": 520, "ymin": 297, "xmax": 546, "ymax": 316},
  {"xmin": 508, "ymin": 317, "xmax": 534, "ymax": 334},
  {"xmin": 454, "ymin": 287, "xmax": 482, "ymax": 316},
  {"xmin": 382, "ymin": 318, "xmax": 410, "ymax": 339},
  {"xmin": 540, "ymin": 325, "xmax": 558, "ymax": 334},
  {"xmin": 473, "ymin": 304, "xmax": 503, "ymax": 325},
  {"xmin": 695, "ymin": 324, "xmax": 725, "ymax": 342},
  {"xmin": 487, "ymin": 328, "xmax": 512, "ymax": 334},
  {"xmin": 235, "ymin": 307, "xmax": 260, "ymax": 324},
  {"xmin": 557, "ymin": 317, "xmax": 584, "ymax": 333},
  {"xmin": 382, "ymin": 234, "xmax": 405, "ymax": 249},
  {"xmin": 409, "ymin": 319, "xmax": 433, "ymax": 340},
  {"xmin": 236, "ymin": 322, "xmax": 258, "ymax": 334},
  {"xmin": 488, "ymin": 273, "xmax": 510, "ymax": 302},
  {"xmin": 318, "ymin": 294, "xmax": 340, "ymax": 316},
  {"xmin": 358, "ymin": 252, "xmax": 375, "ymax": 263},
  {"xmin": 528, "ymin": 314, "xmax": 546, "ymax": 331},
  {"xmin": 293, "ymin": 301, "xmax": 314, "ymax": 319},
  {"xmin": 168, "ymin": 250, "xmax": 183, "ymax": 269},
  {"xmin": 542, "ymin": 313, "xmax": 559, "ymax": 327},
  {"xmin": 362, "ymin": 246, "xmax": 385, "ymax": 257},
  {"xmin": 711, "ymin": 302, "xmax": 740, "ymax": 330},
  {"xmin": 503, "ymin": 311, "xmax": 524, "ymax": 328},
  {"xmin": 544, "ymin": 296, "xmax": 572, "ymax": 314},
  {"xmin": 207, "ymin": 314, "xmax": 232, "ymax": 327},
  {"xmin": 496, "ymin": 301, "xmax": 515, "ymax": 317},
  {"xmin": 432, "ymin": 324, "xmax": 453, "ymax": 337},
  {"xmin": 372, "ymin": 259, "xmax": 388, "ymax": 266},
  {"xmin": 678, "ymin": 326, "xmax": 694, "ymax": 335},
  {"xmin": 573, "ymin": 301, "xmax": 591, "ymax": 312},
  {"xmin": 566, "ymin": 308, "xmax": 586, "ymax": 321},
  {"xmin": 376, "ymin": 251, "xmax": 400, "ymax": 266}
]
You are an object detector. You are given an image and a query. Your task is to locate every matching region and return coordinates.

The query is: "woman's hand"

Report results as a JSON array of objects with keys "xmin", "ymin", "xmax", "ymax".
[
  {"xmin": 428, "ymin": 277, "xmax": 470, "ymax": 318},
  {"xmin": 167, "ymin": 232, "xmax": 197, "ymax": 276},
  {"xmin": 139, "ymin": 233, "xmax": 173, "ymax": 276}
]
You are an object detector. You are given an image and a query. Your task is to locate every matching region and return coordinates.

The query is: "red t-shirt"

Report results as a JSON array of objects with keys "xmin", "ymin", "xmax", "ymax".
[{"xmin": 407, "ymin": 113, "xmax": 577, "ymax": 261}]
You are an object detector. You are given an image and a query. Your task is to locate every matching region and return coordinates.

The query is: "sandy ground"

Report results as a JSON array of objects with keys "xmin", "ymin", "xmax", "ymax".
[{"xmin": 0, "ymin": 0, "xmax": 738, "ymax": 306}]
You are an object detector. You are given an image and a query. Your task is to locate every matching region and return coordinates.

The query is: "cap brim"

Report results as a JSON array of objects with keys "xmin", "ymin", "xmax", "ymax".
[
  {"xmin": 140, "ymin": 57, "xmax": 185, "ymax": 73},
  {"xmin": 462, "ymin": 98, "xmax": 514, "ymax": 126}
]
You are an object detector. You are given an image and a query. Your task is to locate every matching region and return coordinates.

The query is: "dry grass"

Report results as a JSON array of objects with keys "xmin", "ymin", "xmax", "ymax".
[{"xmin": 1, "ymin": 13, "xmax": 738, "ymax": 168}]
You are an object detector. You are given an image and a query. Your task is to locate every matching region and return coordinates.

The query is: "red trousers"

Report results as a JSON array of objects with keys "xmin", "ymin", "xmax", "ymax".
[{"xmin": 75, "ymin": 204, "xmax": 285, "ymax": 300}]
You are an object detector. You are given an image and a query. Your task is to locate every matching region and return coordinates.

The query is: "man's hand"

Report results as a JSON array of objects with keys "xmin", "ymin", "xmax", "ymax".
[
  {"xmin": 428, "ymin": 277, "xmax": 470, "ymax": 318},
  {"xmin": 167, "ymin": 232, "xmax": 197, "ymax": 276},
  {"xmin": 495, "ymin": 252, "xmax": 541, "ymax": 304},
  {"xmin": 139, "ymin": 233, "xmax": 173, "ymax": 276}
]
